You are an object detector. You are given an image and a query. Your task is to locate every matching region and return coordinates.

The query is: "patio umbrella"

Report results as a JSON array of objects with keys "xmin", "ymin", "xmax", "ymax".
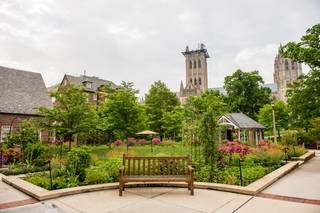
[
  {"xmin": 136, "ymin": 130, "xmax": 158, "ymax": 135},
  {"xmin": 136, "ymin": 130, "xmax": 158, "ymax": 153}
]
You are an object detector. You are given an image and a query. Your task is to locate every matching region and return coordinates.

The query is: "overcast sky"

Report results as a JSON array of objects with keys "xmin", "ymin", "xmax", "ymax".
[{"xmin": 0, "ymin": 0, "xmax": 319, "ymax": 96}]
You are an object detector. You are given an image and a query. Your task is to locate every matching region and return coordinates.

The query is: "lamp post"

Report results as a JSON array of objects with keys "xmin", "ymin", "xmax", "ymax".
[{"xmin": 272, "ymin": 102, "xmax": 277, "ymax": 143}]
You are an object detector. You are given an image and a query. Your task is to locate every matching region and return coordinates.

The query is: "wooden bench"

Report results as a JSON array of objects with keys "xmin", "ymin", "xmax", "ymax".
[{"xmin": 119, "ymin": 154, "xmax": 194, "ymax": 196}]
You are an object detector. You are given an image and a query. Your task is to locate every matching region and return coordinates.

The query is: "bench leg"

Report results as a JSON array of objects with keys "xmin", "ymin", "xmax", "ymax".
[
  {"xmin": 119, "ymin": 182, "xmax": 123, "ymax": 196},
  {"xmin": 190, "ymin": 180, "xmax": 194, "ymax": 196}
]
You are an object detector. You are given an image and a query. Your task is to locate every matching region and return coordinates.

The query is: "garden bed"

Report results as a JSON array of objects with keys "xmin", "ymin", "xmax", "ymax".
[{"xmin": 1, "ymin": 160, "xmax": 301, "ymax": 201}]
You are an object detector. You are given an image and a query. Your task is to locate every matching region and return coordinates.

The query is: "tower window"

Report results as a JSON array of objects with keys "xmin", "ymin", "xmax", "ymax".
[
  {"xmin": 199, "ymin": 78, "xmax": 202, "ymax": 85},
  {"xmin": 194, "ymin": 60, "xmax": 197, "ymax": 68},
  {"xmin": 285, "ymin": 60, "xmax": 289, "ymax": 70},
  {"xmin": 194, "ymin": 78, "xmax": 197, "ymax": 85},
  {"xmin": 291, "ymin": 61, "xmax": 295, "ymax": 69},
  {"xmin": 198, "ymin": 60, "xmax": 201, "ymax": 68},
  {"xmin": 190, "ymin": 78, "xmax": 192, "ymax": 84},
  {"xmin": 189, "ymin": 61, "xmax": 192, "ymax": 69}
]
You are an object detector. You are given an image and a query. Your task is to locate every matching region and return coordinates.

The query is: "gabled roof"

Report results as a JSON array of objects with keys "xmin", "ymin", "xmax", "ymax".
[
  {"xmin": 0, "ymin": 66, "xmax": 52, "ymax": 115},
  {"xmin": 64, "ymin": 74, "xmax": 117, "ymax": 92},
  {"xmin": 220, "ymin": 113, "xmax": 265, "ymax": 129}
]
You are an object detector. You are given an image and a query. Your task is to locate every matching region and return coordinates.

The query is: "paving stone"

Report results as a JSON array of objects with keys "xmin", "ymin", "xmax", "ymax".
[
  {"xmin": 0, "ymin": 202, "xmax": 65, "ymax": 213},
  {"xmin": 154, "ymin": 188, "xmax": 245, "ymax": 212},
  {"xmin": 110, "ymin": 198, "xmax": 203, "ymax": 213},
  {"xmin": 236, "ymin": 197, "xmax": 320, "ymax": 213}
]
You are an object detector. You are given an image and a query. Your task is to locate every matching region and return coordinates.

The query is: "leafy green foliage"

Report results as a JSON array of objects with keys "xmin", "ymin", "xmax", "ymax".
[
  {"xmin": 66, "ymin": 146, "xmax": 91, "ymax": 182},
  {"xmin": 224, "ymin": 69, "xmax": 271, "ymax": 119},
  {"xmin": 184, "ymin": 91, "xmax": 227, "ymax": 161},
  {"xmin": 258, "ymin": 101, "xmax": 289, "ymax": 135},
  {"xmin": 26, "ymin": 173, "xmax": 50, "ymax": 189},
  {"xmin": 287, "ymin": 70, "xmax": 320, "ymax": 129},
  {"xmin": 281, "ymin": 24, "xmax": 320, "ymax": 129},
  {"xmin": 38, "ymin": 85, "xmax": 97, "ymax": 148},
  {"xmin": 84, "ymin": 158, "xmax": 121, "ymax": 184},
  {"xmin": 97, "ymin": 81, "xmax": 147, "ymax": 140},
  {"xmin": 162, "ymin": 106, "xmax": 184, "ymax": 140},
  {"xmin": 145, "ymin": 81, "xmax": 180, "ymax": 139},
  {"xmin": 281, "ymin": 24, "xmax": 320, "ymax": 69}
]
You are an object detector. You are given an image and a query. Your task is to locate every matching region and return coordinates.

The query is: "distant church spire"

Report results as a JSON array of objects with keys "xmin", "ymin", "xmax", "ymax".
[{"xmin": 274, "ymin": 44, "xmax": 302, "ymax": 101}]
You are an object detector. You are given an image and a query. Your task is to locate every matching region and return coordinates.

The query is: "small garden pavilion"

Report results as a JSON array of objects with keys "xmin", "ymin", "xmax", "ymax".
[{"xmin": 218, "ymin": 113, "xmax": 265, "ymax": 145}]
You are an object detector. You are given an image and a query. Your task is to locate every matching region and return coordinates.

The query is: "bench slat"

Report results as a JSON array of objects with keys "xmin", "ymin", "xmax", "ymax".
[
  {"xmin": 128, "ymin": 159, "xmax": 131, "ymax": 176},
  {"xmin": 143, "ymin": 159, "xmax": 146, "ymax": 175}
]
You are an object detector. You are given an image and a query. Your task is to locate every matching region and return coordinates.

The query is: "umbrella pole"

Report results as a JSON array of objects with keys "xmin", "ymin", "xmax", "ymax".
[{"xmin": 151, "ymin": 139, "xmax": 153, "ymax": 154}]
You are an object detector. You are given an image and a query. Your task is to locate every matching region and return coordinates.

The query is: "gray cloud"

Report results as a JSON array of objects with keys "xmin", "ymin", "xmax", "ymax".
[{"xmin": 0, "ymin": 0, "xmax": 319, "ymax": 95}]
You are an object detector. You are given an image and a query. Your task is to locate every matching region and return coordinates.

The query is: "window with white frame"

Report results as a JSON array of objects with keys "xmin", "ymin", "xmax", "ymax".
[{"xmin": 0, "ymin": 125, "xmax": 11, "ymax": 142}]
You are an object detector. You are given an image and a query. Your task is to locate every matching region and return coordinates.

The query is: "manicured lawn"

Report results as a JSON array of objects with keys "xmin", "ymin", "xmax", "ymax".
[{"xmin": 90, "ymin": 143, "xmax": 191, "ymax": 160}]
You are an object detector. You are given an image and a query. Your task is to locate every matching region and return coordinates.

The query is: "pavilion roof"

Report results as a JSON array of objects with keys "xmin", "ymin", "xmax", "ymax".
[{"xmin": 220, "ymin": 113, "xmax": 265, "ymax": 129}]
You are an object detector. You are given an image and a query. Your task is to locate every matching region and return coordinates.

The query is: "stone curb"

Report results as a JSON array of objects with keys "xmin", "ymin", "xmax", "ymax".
[{"xmin": 291, "ymin": 150, "xmax": 315, "ymax": 163}]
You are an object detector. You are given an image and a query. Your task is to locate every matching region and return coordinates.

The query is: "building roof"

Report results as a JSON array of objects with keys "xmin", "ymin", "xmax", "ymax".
[
  {"xmin": 220, "ymin": 113, "xmax": 265, "ymax": 129},
  {"xmin": 0, "ymin": 66, "xmax": 52, "ymax": 115},
  {"xmin": 64, "ymin": 74, "xmax": 117, "ymax": 92}
]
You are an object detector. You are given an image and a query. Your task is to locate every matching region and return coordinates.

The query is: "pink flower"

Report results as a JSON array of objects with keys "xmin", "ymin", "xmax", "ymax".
[
  {"xmin": 258, "ymin": 140, "xmax": 267, "ymax": 146},
  {"xmin": 114, "ymin": 139, "xmax": 122, "ymax": 146},
  {"xmin": 152, "ymin": 138, "xmax": 161, "ymax": 145},
  {"xmin": 218, "ymin": 140, "xmax": 251, "ymax": 157}
]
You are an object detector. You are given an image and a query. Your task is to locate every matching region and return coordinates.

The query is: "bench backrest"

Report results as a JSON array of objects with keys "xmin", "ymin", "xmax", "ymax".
[{"xmin": 122, "ymin": 155, "xmax": 191, "ymax": 176}]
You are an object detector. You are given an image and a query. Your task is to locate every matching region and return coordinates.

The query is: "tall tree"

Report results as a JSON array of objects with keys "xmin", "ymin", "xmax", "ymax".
[
  {"xmin": 183, "ymin": 90, "xmax": 227, "ymax": 180},
  {"xmin": 162, "ymin": 106, "xmax": 184, "ymax": 140},
  {"xmin": 39, "ymin": 85, "xmax": 97, "ymax": 150},
  {"xmin": 281, "ymin": 24, "xmax": 320, "ymax": 130},
  {"xmin": 281, "ymin": 24, "xmax": 320, "ymax": 69},
  {"xmin": 258, "ymin": 101, "xmax": 289, "ymax": 137},
  {"xmin": 224, "ymin": 69, "xmax": 271, "ymax": 119},
  {"xmin": 286, "ymin": 71, "xmax": 320, "ymax": 130},
  {"xmin": 145, "ymin": 81, "xmax": 179, "ymax": 140},
  {"xmin": 97, "ymin": 82, "xmax": 146, "ymax": 140}
]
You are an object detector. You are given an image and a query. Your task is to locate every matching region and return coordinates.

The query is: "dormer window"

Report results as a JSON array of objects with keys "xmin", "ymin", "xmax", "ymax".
[{"xmin": 83, "ymin": 81, "xmax": 92, "ymax": 89}]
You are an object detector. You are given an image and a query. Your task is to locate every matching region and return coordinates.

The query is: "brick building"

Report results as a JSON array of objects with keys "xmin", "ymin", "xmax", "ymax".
[{"xmin": 0, "ymin": 66, "xmax": 52, "ymax": 142}]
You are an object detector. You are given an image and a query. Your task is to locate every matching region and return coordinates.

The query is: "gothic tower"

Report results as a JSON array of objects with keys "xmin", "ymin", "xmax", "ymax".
[
  {"xmin": 179, "ymin": 44, "xmax": 210, "ymax": 103},
  {"xmin": 182, "ymin": 44, "xmax": 209, "ymax": 92},
  {"xmin": 273, "ymin": 44, "xmax": 302, "ymax": 101}
]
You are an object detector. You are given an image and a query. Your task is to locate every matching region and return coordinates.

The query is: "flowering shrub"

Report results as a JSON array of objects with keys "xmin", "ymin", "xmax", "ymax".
[
  {"xmin": 114, "ymin": 139, "xmax": 122, "ymax": 146},
  {"xmin": 1, "ymin": 148, "xmax": 21, "ymax": 164},
  {"xmin": 258, "ymin": 139, "xmax": 267, "ymax": 147},
  {"xmin": 137, "ymin": 139, "xmax": 147, "ymax": 145},
  {"xmin": 152, "ymin": 138, "xmax": 161, "ymax": 145},
  {"xmin": 218, "ymin": 141, "xmax": 251, "ymax": 157},
  {"xmin": 127, "ymin": 138, "xmax": 136, "ymax": 146}
]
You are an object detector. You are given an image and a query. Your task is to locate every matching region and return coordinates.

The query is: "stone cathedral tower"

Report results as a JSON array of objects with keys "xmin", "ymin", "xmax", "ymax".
[
  {"xmin": 179, "ymin": 44, "xmax": 210, "ymax": 103},
  {"xmin": 273, "ymin": 44, "xmax": 302, "ymax": 101}
]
